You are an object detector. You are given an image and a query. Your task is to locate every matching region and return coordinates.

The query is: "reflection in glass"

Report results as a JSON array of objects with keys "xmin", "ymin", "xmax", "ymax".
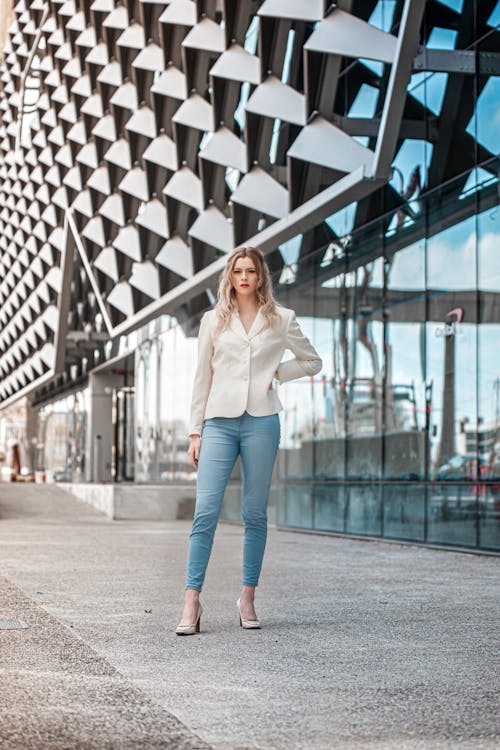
[
  {"xmin": 426, "ymin": 214, "xmax": 477, "ymax": 481},
  {"xmin": 283, "ymin": 484, "xmax": 313, "ymax": 529},
  {"xmin": 477, "ymin": 191, "xmax": 500, "ymax": 549},
  {"xmin": 478, "ymin": 487, "xmax": 500, "ymax": 551},
  {"xmin": 385, "ymin": 239, "xmax": 426, "ymax": 479},
  {"xmin": 427, "ymin": 484, "xmax": 477, "ymax": 547},
  {"xmin": 466, "ymin": 77, "xmax": 500, "ymax": 155},
  {"xmin": 314, "ymin": 485, "xmax": 345, "ymax": 532},
  {"xmin": 345, "ymin": 485, "xmax": 382, "ymax": 536},
  {"xmin": 383, "ymin": 485, "xmax": 425, "ymax": 541},
  {"xmin": 345, "ymin": 259, "xmax": 384, "ymax": 480},
  {"xmin": 37, "ymin": 391, "xmax": 89, "ymax": 483},
  {"xmin": 135, "ymin": 319, "xmax": 201, "ymax": 482}
]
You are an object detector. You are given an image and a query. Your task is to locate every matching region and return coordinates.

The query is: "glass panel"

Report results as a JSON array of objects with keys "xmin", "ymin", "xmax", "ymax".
[
  {"xmin": 276, "ymin": 263, "xmax": 314, "ymax": 479},
  {"xmin": 383, "ymin": 484, "xmax": 425, "ymax": 541},
  {"xmin": 478, "ymin": 202, "xmax": 500, "ymax": 487},
  {"xmin": 313, "ymin": 484, "xmax": 345, "ymax": 532},
  {"xmin": 278, "ymin": 383, "xmax": 314, "ymax": 480},
  {"xmin": 175, "ymin": 322, "xmax": 205, "ymax": 479},
  {"xmin": 486, "ymin": 1, "xmax": 500, "ymax": 27},
  {"xmin": 312, "ymin": 318, "xmax": 345, "ymax": 479},
  {"xmin": 135, "ymin": 318, "xmax": 201, "ymax": 482},
  {"xmin": 466, "ymin": 77, "xmax": 500, "ymax": 156},
  {"xmin": 427, "ymin": 484, "xmax": 477, "ymax": 547},
  {"xmin": 345, "ymin": 484, "xmax": 382, "ymax": 536},
  {"xmin": 282, "ymin": 484, "xmax": 313, "ymax": 529},
  {"xmin": 426, "ymin": 215, "xmax": 477, "ymax": 481},
  {"xmin": 275, "ymin": 482, "xmax": 287, "ymax": 527},
  {"xmin": 478, "ymin": 487, "xmax": 500, "ymax": 551},
  {"xmin": 384, "ymin": 239, "xmax": 427, "ymax": 479},
  {"xmin": 36, "ymin": 393, "xmax": 89, "ymax": 482},
  {"xmin": 477, "ymin": 175, "xmax": 500, "ymax": 550},
  {"xmin": 346, "ymin": 258, "xmax": 385, "ymax": 480},
  {"xmin": 310, "ymin": 248, "xmax": 349, "ymax": 480},
  {"xmin": 159, "ymin": 328, "xmax": 175, "ymax": 480}
]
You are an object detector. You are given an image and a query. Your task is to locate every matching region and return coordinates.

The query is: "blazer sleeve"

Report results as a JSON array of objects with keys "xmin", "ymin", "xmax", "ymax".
[
  {"xmin": 276, "ymin": 312, "xmax": 322, "ymax": 384},
  {"xmin": 187, "ymin": 312, "xmax": 214, "ymax": 437}
]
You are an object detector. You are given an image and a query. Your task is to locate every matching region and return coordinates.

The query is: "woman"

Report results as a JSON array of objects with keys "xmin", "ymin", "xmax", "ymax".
[{"xmin": 176, "ymin": 247, "xmax": 322, "ymax": 634}]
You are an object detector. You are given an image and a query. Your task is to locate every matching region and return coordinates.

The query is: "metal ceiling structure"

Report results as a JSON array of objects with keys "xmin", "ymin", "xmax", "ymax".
[{"xmin": 0, "ymin": 0, "xmax": 498, "ymax": 408}]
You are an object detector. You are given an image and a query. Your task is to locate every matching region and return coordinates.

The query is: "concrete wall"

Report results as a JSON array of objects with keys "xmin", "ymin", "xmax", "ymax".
[
  {"xmin": 60, "ymin": 483, "xmax": 196, "ymax": 521},
  {"xmin": 86, "ymin": 372, "xmax": 122, "ymax": 484}
]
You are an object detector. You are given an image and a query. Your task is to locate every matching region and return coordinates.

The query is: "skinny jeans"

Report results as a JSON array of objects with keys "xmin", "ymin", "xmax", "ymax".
[{"xmin": 186, "ymin": 411, "xmax": 280, "ymax": 591}]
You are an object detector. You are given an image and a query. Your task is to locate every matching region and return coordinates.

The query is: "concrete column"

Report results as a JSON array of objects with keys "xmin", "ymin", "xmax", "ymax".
[
  {"xmin": 86, "ymin": 372, "xmax": 123, "ymax": 483},
  {"xmin": 25, "ymin": 396, "xmax": 38, "ymax": 475}
]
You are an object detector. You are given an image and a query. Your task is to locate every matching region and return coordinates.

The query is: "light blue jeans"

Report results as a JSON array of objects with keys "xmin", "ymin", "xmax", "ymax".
[{"xmin": 186, "ymin": 411, "xmax": 280, "ymax": 591}]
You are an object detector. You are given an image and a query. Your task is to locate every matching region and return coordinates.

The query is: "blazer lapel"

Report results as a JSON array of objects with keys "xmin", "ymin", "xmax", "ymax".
[
  {"xmin": 247, "ymin": 308, "xmax": 265, "ymax": 340},
  {"xmin": 229, "ymin": 308, "xmax": 265, "ymax": 340},
  {"xmin": 230, "ymin": 312, "xmax": 248, "ymax": 340}
]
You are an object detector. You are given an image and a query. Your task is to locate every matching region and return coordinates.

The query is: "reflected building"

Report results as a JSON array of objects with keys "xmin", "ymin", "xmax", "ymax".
[{"xmin": 0, "ymin": 1, "xmax": 499, "ymax": 551}]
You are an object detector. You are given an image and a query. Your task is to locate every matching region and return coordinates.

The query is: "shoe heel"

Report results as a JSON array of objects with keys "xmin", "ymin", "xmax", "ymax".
[
  {"xmin": 175, "ymin": 602, "xmax": 203, "ymax": 636},
  {"xmin": 236, "ymin": 597, "xmax": 261, "ymax": 630}
]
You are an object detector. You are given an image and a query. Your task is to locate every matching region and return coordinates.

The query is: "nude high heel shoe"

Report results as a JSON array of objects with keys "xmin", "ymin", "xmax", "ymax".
[
  {"xmin": 236, "ymin": 597, "xmax": 261, "ymax": 629},
  {"xmin": 176, "ymin": 602, "xmax": 203, "ymax": 635}
]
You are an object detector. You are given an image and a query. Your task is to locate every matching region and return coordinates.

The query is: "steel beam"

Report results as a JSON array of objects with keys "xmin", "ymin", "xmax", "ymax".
[
  {"xmin": 53, "ymin": 213, "xmax": 74, "ymax": 373},
  {"xmin": 413, "ymin": 49, "xmax": 500, "ymax": 76},
  {"xmin": 14, "ymin": 3, "xmax": 49, "ymax": 153},
  {"xmin": 329, "ymin": 115, "xmax": 439, "ymax": 143},
  {"xmin": 372, "ymin": 0, "xmax": 427, "ymax": 180},
  {"xmin": 110, "ymin": 166, "xmax": 385, "ymax": 338},
  {"xmin": 66, "ymin": 209, "xmax": 114, "ymax": 335}
]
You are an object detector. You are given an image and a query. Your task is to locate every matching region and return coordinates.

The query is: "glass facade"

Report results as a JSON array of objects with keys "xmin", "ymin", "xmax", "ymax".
[
  {"xmin": 135, "ymin": 320, "xmax": 199, "ymax": 483},
  {"xmin": 36, "ymin": 391, "xmax": 89, "ymax": 483},
  {"xmin": 273, "ymin": 167, "xmax": 500, "ymax": 551},
  {"xmin": 131, "ymin": 164, "xmax": 499, "ymax": 552}
]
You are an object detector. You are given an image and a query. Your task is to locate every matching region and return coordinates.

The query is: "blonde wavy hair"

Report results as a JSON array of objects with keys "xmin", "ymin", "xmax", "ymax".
[{"xmin": 214, "ymin": 247, "xmax": 279, "ymax": 333}]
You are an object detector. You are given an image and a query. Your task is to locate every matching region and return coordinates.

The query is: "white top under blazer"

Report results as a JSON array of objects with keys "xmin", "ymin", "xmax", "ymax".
[{"xmin": 188, "ymin": 305, "xmax": 323, "ymax": 436}]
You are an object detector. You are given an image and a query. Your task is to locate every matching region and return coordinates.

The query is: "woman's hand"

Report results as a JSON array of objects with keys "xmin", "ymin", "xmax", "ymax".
[{"xmin": 188, "ymin": 435, "xmax": 201, "ymax": 470}]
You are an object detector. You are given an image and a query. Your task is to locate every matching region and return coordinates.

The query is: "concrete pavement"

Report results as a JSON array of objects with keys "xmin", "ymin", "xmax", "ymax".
[{"xmin": 0, "ymin": 483, "xmax": 498, "ymax": 749}]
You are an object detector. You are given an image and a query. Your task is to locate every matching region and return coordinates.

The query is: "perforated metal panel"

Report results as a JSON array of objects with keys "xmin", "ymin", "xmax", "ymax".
[{"xmin": 1, "ymin": 0, "xmax": 497, "ymax": 406}]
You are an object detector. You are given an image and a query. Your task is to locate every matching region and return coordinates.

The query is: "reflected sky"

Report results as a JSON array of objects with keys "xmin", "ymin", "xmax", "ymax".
[
  {"xmin": 466, "ymin": 77, "xmax": 500, "ymax": 153},
  {"xmin": 487, "ymin": 1, "xmax": 500, "ymax": 27},
  {"xmin": 436, "ymin": 0, "xmax": 464, "ymax": 12},
  {"xmin": 282, "ymin": 202, "xmax": 500, "ymax": 454}
]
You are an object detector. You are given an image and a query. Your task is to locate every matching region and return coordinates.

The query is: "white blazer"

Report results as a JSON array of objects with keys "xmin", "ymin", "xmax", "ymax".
[{"xmin": 188, "ymin": 305, "xmax": 322, "ymax": 436}]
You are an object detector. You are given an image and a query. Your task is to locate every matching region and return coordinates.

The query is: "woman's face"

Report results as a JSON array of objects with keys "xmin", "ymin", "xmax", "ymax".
[{"xmin": 231, "ymin": 256, "xmax": 259, "ymax": 297}]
